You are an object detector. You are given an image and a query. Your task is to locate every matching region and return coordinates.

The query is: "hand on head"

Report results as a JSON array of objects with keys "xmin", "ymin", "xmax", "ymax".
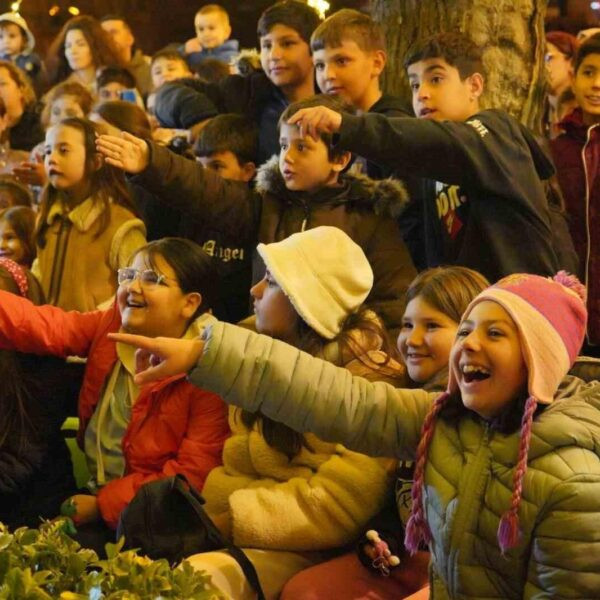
[
  {"xmin": 107, "ymin": 332, "xmax": 205, "ymax": 385},
  {"xmin": 287, "ymin": 106, "xmax": 343, "ymax": 141},
  {"xmin": 95, "ymin": 131, "xmax": 150, "ymax": 174}
]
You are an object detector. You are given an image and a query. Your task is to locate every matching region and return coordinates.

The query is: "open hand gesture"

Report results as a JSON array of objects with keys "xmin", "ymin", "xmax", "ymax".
[
  {"xmin": 96, "ymin": 132, "xmax": 150, "ymax": 174},
  {"xmin": 107, "ymin": 332, "xmax": 205, "ymax": 385},
  {"xmin": 287, "ymin": 106, "xmax": 343, "ymax": 140}
]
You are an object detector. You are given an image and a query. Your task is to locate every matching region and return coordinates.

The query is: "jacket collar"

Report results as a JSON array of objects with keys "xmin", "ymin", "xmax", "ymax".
[
  {"xmin": 254, "ymin": 155, "xmax": 410, "ymax": 218},
  {"xmin": 117, "ymin": 311, "xmax": 217, "ymax": 385},
  {"xmin": 46, "ymin": 196, "xmax": 106, "ymax": 232},
  {"xmin": 558, "ymin": 107, "xmax": 599, "ymax": 140}
]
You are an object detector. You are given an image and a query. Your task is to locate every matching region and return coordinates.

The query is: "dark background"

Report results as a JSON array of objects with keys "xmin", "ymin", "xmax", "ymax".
[
  {"xmin": 1, "ymin": 0, "xmax": 369, "ymax": 56},
  {"xmin": 1, "ymin": 0, "xmax": 597, "ymax": 57}
]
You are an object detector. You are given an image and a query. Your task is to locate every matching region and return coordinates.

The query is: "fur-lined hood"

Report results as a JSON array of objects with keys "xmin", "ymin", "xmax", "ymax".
[{"xmin": 254, "ymin": 156, "xmax": 410, "ymax": 219}]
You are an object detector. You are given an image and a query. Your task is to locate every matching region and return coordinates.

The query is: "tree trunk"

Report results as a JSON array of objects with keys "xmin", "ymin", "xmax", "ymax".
[{"xmin": 371, "ymin": 0, "xmax": 547, "ymax": 131}]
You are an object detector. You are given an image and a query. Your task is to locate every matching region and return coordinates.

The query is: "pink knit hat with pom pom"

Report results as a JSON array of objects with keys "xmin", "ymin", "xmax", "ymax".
[{"xmin": 405, "ymin": 272, "xmax": 587, "ymax": 556}]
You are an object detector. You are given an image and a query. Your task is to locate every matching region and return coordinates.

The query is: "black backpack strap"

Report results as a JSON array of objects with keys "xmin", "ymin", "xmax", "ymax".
[{"xmin": 173, "ymin": 475, "xmax": 266, "ymax": 600}]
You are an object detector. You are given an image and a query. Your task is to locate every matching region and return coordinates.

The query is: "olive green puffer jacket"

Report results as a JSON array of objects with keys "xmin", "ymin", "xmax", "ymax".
[{"xmin": 189, "ymin": 321, "xmax": 600, "ymax": 599}]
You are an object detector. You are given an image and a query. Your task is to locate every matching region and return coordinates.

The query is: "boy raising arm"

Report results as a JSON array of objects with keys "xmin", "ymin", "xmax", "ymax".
[{"xmin": 291, "ymin": 33, "xmax": 560, "ymax": 283}]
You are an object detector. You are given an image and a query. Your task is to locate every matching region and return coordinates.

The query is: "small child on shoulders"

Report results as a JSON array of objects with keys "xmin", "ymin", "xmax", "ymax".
[
  {"xmin": 181, "ymin": 4, "xmax": 239, "ymax": 71},
  {"xmin": 0, "ymin": 12, "xmax": 44, "ymax": 93}
]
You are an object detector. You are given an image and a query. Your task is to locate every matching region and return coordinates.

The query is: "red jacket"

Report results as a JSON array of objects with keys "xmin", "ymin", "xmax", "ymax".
[
  {"xmin": 0, "ymin": 290, "xmax": 229, "ymax": 528},
  {"xmin": 551, "ymin": 109, "xmax": 600, "ymax": 345}
]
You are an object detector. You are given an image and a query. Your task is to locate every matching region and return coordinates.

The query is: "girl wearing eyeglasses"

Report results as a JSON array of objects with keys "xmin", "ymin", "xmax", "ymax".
[
  {"xmin": 0, "ymin": 237, "xmax": 229, "ymax": 553},
  {"xmin": 34, "ymin": 117, "xmax": 145, "ymax": 311}
]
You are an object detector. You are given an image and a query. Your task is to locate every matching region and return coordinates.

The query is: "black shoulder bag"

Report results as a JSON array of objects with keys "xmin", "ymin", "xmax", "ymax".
[{"xmin": 117, "ymin": 474, "xmax": 265, "ymax": 599}]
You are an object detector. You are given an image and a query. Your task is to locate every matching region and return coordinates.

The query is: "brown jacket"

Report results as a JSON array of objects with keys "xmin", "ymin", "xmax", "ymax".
[
  {"xmin": 131, "ymin": 145, "xmax": 416, "ymax": 331},
  {"xmin": 36, "ymin": 198, "xmax": 146, "ymax": 311}
]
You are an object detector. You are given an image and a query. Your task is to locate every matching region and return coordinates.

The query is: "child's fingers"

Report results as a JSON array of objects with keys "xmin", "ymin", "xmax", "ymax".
[
  {"xmin": 108, "ymin": 331, "xmax": 158, "ymax": 351},
  {"xmin": 121, "ymin": 131, "xmax": 146, "ymax": 147},
  {"xmin": 133, "ymin": 359, "xmax": 173, "ymax": 386}
]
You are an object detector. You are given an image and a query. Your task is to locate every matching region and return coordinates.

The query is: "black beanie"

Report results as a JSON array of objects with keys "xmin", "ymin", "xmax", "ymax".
[{"xmin": 155, "ymin": 79, "xmax": 218, "ymax": 129}]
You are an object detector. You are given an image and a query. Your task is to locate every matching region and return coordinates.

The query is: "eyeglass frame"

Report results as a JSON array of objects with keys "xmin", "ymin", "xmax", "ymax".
[{"xmin": 117, "ymin": 267, "xmax": 178, "ymax": 288}]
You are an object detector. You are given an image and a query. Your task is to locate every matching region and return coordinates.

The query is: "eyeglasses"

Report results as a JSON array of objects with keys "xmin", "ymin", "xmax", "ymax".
[{"xmin": 117, "ymin": 268, "xmax": 175, "ymax": 288}]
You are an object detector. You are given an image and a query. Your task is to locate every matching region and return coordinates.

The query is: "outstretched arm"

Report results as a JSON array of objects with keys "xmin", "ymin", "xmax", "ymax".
[{"xmin": 110, "ymin": 322, "xmax": 435, "ymax": 460}]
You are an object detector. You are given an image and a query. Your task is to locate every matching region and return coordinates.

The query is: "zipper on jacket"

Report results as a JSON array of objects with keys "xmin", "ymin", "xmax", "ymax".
[
  {"xmin": 581, "ymin": 124, "xmax": 598, "ymax": 344},
  {"xmin": 47, "ymin": 217, "xmax": 72, "ymax": 305},
  {"xmin": 447, "ymin": 422, "xmax": 491, "ymax": 594}
]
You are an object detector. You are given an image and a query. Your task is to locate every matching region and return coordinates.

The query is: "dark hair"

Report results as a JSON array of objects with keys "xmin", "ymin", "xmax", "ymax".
[
  {"xmin": 404, "ymin": 32, "xmax": 484, "ymax": 80},
  {"xmin": 0, "ymin": 263, "xmax": 45, "ymax": 450},
  {"xmin": 151, "ymin": 48, "xmax": 189, "ymax": 68},
  {"xmin": 40, "ymin": 81, "xmax": 95, "ymax": 129},
  {"xmin": 279, "ymin": 94, "xmax": 354, "ymax": 159},
  {"xmin": 36, "ymin": 117, "xmax": 137, "ymax": 248},
  {"xmin": 0, "ymin": 176, "xmax": 33, "ymax": 208},
  {"xmin": 93, "ymin": 100, "xmax": 151, "ymax": 138},
  {"xmin": 257, "ymin": 0, "xmax": 322, "ymax": 44},
  {"xmin": 46, "ymin": 15, "xmax": 124, "ymax": 86},
  {"xmin": 194, "ymin": 113, "xmax": 258, "ymax": 164},
  {"xmin": 574, "ymin": 32, "xmax": 600, "ymax": 72},
  {"xmin": 134, "ymin": 237, "xmax": 218, "ymax": 318},
  {"xmin": 0, "ymin": 20, "xmax": 27, "ymax": 45},
  {"xmin": 404, "ymin": 266, "xmax": 490, "ymax": 324},
  {"xmin": 546, "ymin": 31, "xmax": 579, "ymax": 59},
  {"xmin": 0, "ymin": 206, "xmax": 36, "ymax": 267},
  {"xmin": 97, "ymin": 65, "xmax": 136, "ymax": 90},
  {"xmin": 193, "ymin": 58, "xmax": 231, "ymax": 84},
  {"xmin": 241, "ymin": 306, "xmax": 399, "ymax": 460},
  {"xmin": 311, "ymin": 9, "xmax": 385, "ymax": 53}
]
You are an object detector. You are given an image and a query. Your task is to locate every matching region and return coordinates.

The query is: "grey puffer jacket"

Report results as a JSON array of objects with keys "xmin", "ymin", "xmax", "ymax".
[{"xmin": 188, "ymin": 321, "xmax": 600, "ymax": 599}]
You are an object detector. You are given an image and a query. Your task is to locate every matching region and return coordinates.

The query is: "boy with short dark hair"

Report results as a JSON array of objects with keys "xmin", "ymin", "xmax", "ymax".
[
  {"xmin": 194, "ymin": 113, "xmax": 258, "ymax": 183},
  {"xmin": 551, "ymin": 34, "xmax": 600, "ymax": 350},
  {"xmin": 150, "ymin": 49, "xmax": 192, "ymax": 90},
  {"xmin": 169, "ymin": 0, "xmax": 321, "ymax": 165},
  {"xmin": 289, "ymin": 32, "xmax": 559, "ymax": 284},
  {"xmin": 182, "ymin": 4, "xmax": 239, "ymax": 69},
  {"xmin": 96, "ymin": 65, "xmax": 137, "ymax": 103},
  {"xmin": 97, "ymin": 93, "xmax": 416, "ymax": 332}
]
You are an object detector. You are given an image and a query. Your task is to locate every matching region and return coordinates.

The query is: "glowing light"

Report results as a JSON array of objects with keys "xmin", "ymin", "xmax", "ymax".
[
  {"xmin": 592, "ymin": 1, "xmax": 600, "ymax": 9},
  {"xmin": 68, "ymin": 5, "xmax": 80, "ymax": 15},
  {"xmin": 10, "ymin": 1, "xmax": 21, "ymax": 13},
  {"xmin": 307, "ymin": 0, "xmax": 330, "ymax": 19},
  {"xmin": 48, "ymin": 5, "xmax": 60, "ymax": 16}
]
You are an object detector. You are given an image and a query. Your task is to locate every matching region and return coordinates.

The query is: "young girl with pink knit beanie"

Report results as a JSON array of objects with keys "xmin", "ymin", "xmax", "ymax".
[{"xmin": 111, "ymin": 272, "xmax": 600, "ymax": 598}]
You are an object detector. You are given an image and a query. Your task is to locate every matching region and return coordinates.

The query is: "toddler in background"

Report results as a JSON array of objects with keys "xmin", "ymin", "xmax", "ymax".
[
  {"xmin": 182, "ymin": 4, "xmax": 239, "ymax": 70},
  {"xmin": 35, "ymin": 117, "xmax": 145, "ymax": 311},
  {"xmin": 0, "ymin": 205, "xmax": 36, "ymax": 267},
  {"xmin": 0, "ymin": 12, "xmax": 43, "ymax": 93}
]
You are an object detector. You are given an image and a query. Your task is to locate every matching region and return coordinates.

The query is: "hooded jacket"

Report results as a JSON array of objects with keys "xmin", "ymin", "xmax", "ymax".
[
  {"xmin": 551, "ymin": 108, "xmax": 600, "ymax": 345},
  {"xmin": 0, "ymin": 291, "xmax": 229, "ymax": 529},
  {"xmin": 131, "ymin": 143, "xmax": 416, "ymax": 332},
  {"xmin": 188, "ymin": 321, "xmax": 600, "ymax": 599},
  {"xmin": 335, "ymin": 109, "xmax": 559, "ymax": 283}
]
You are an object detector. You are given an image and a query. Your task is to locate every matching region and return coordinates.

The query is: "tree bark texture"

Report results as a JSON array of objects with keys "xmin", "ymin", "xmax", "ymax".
[{"xmin": 371, "ymin": 0, "xmax": 548, "ymax": 131}]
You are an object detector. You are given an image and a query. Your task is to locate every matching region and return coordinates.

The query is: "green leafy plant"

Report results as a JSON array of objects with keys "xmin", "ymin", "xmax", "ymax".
[{"xmin": 0, "ymin": 520, "xmax": 223, "ymax": 599}]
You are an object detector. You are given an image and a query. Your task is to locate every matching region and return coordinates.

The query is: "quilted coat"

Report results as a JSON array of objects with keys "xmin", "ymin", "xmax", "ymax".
[{"xmin": 189, "ymin": 321, "xmax": 600, "ymax": 599}]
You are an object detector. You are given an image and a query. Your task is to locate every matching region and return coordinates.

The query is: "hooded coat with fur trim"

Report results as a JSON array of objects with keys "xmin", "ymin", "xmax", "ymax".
[{"xmin": 131, "ymin": 143, "xmax": 416, "ymax": 332}]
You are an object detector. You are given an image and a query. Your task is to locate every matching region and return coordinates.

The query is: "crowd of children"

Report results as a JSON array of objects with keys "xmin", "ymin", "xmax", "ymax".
[{"xmin": 0, "ymin": 1, "xmax": 598, "ymax": 599}]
